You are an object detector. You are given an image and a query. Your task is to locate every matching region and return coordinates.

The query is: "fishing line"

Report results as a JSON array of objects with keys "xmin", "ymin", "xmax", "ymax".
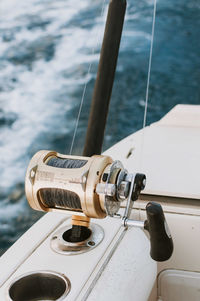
[
  {"xmin": 69, "ymin": 0, "xmax": 107, "ymax": 155},
  {"xmin": 143, "ymin": 0, "xmax": 157, "ymax": 129},
  {"xmin": 40, "ymin": 157, "xmax": 88, "ymax": 210},
  {"xmin": 139, "ymin": 0, "xmax": 157, "ymax": 169}
]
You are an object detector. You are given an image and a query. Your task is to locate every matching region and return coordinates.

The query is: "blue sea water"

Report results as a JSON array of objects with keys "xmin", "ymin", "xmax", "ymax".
[{"xmin": 0, "ymin": 0, "xmax": 199, "ymax": 255}]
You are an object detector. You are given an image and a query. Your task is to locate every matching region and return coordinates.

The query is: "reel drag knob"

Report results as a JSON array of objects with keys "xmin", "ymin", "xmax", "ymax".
[{"xmin": 144, "ymin": 202, "xmax": 173, "ymax": 262}]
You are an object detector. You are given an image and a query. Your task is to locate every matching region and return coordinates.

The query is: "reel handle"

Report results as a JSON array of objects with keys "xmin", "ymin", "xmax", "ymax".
[{"xmin": 144, "ymin": 202, "xmax": 173, "ymax": 262}]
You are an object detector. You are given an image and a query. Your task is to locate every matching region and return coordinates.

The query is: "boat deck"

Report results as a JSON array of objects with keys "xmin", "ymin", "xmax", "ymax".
[{"xmin": 105, "ymin": 104, "xmax": 200, "ymax": 200}]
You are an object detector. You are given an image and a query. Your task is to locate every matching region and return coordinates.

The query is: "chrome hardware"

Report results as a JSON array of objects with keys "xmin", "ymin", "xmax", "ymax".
[
  {"xmin": 96, "ymin": 183, "xmax": 116, "ymax": 196},
  {"xmin": 51, "ymin": 223, "xmax": 104, "ymax": 255}
]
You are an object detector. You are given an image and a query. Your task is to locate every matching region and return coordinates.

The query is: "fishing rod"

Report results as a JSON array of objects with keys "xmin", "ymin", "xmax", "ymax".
[
  {"xmin": 25, "ymin": 0, "xmax": 173, "ymax": 261},
  {"xmin": 83, "ymin": 0, "xmax": 126, "ymax": 156},
  {"xmin": 73, "ymin": 0, "xmax": 127, "ymax": 243}
]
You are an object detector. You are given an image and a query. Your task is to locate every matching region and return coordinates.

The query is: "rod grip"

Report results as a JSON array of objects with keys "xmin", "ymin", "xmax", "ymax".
[{"xmin": 145, "ymin": 202, "xmax": 173, "ymax": 262}]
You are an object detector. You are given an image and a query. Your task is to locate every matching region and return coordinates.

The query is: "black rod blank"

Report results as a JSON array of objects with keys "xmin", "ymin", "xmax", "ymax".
[{"xmin": 83, "ymin": 0, "xmax": 127, "ymax": 157}]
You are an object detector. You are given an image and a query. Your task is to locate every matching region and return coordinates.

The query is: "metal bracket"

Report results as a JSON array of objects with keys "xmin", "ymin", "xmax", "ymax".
[{"xmin": 50, "ymin": 223, "xmax": 104, "ymax": 255}]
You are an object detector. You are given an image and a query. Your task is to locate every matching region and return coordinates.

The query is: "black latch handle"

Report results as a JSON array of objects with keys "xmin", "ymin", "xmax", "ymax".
[{"xmin": 144, "ymin": 202, "xmax": 173, "ymax": 262}]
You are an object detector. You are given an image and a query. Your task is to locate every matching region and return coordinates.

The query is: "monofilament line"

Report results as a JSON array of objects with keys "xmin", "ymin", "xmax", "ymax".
[
  {"xmin": 143, "ymin": 0, "xmax": 157, "ymax": 129},
  {"xmin": 139, "ymin": 0, "xmax": 157, "ymax": 169},
  {"xmin": 69, "ymin": 0, "xmax": 106, "ymax": 155},
  {"xmin": 69, "ymin": 64, "xmax": 91, "ymax": 155}
]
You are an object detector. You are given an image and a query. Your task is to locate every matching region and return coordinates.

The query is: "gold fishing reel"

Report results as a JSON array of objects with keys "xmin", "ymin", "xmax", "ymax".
[
  {"xmin": 25, "ymin": 150, "xmax": 146, "ymax": 219},
  {"xmin": 25, "ymin": 150, "xmax": 174, "ymax": 261}
]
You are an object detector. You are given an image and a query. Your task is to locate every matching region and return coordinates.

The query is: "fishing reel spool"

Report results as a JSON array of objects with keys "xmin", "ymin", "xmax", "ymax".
[{"xmin": 25, "ymin": 150, "xmax": 173, "ymax": 261}]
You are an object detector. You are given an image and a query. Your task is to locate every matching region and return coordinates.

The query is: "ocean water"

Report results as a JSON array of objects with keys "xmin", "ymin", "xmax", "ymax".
[{"xmin": 0, "ymin": 0, "xmax": 199, "ymax": 255}]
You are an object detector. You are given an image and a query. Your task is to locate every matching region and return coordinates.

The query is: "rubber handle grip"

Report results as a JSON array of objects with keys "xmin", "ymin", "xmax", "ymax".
[{"xmin": 145, "ymin": 202, "xmax": 173, "ymax": 262}]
